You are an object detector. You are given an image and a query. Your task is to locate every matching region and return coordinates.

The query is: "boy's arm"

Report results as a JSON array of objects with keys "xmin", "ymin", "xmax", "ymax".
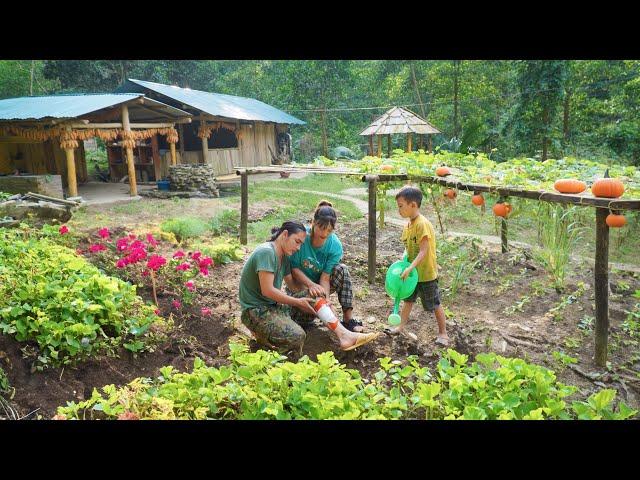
[{"xmin": 401, "ymin": 236, "xmax": 429, "ymax": 280}]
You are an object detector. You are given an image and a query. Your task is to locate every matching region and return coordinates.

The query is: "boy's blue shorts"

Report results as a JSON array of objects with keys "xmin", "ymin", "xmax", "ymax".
[{"xmin": 406, "ymin": 279, "xmax": 441, "ymax": 312}]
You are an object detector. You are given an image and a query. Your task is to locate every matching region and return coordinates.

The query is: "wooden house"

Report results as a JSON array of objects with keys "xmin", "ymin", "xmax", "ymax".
[{"xmin": 116, "ymin": 79, "xmax": 305, "ymax": 177}]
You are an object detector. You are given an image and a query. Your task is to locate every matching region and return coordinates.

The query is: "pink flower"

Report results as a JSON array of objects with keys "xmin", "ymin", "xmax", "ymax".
[
  {"xmin": 191, "ymin": 251, "xmax": 202, "ymax": 261},
  {"xmin": 89, "ymin": 243, "xmax": 107, "ymax": 253},
  {"xmin": 198, "ymin": 257, "xmax": 213, "ymax": 268},
  {"xmin": 199, "ymin": 267, "xmax": 209, "ymax": 277},
  {"xmin": 142, "ymin": 270, "xmax": 150, "ymax": 277},
  {"xmin": 147, "ymin": 255, "xmax": 167, "ymax": 271},
  {"xmin": 116, "ymin": 259, "xmax": 127, "ymax": 269},
  {"xmin": 172, "ymin": 300, "xmax": 181, "ymax": 309},
  {"xmin": 128, "ymin": 233, "xmax": 137, "ymax": 241},
  {"xmin": 116, "ymin": 238, "xmax": 129, "ymax": 251},
  {"xmin": 172, "ymin": 250, "xmax": 185, "ymax": 258},
  {"xmin": 176, "ymin": 262, "xmax": 191, "ymax": 271},
  {"xmin": 146, "ymin": 233, "xmax": 158, "ymax": 247},
  {"xmin": 185, "ymin": 280, "xmax": 195, "ymax": 291},
  {"xmin": 201, "ymin": 307, "xmax": 212, "ymax": 317},
  {"xmin": 154, "ymin": 309, "xmax": 161, "ymax": 315},
  {"xmin": 98, "ymin": 228, "xmax": 110, "ymax": 239},
  {"xmin": 59, "ymin": 225, "xmax": 69, "ymax": 235}
]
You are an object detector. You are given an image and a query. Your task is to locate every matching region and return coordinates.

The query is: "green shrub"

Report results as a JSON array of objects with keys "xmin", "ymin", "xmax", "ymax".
[
  {"xmin": 0, "ymin": 366, "xmax": 9, "ymax": 394},
  {"xmin": 0, "ymin": 229, "xmax": 169, "ymax": 369},
  {"xmin": 209, "ymin": 209, "xmax": 239, "ymax": 237},
  {"xmin": 193, "ymin": 238, "xmax": 244, "ymax": 265},
  {"xmin": 161, "ymin": 217, "xmax": 210, "ymax": 242},
  {"xmin": 56, "ymin": 345, "xmax": 637, "ymax": 420}
]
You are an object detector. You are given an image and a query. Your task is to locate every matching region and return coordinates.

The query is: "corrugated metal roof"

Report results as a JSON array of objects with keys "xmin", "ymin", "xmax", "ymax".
[
  {"xmin": 360, "ymin": 106, "xmax": 441, "ymax": 135},
  {"xmin": 0, "ymin": 94, "xmax": 191, "ymax": 121},
  {"xmin": 121, "ymin": 79, "xmax": 305, "ymax": 125}
]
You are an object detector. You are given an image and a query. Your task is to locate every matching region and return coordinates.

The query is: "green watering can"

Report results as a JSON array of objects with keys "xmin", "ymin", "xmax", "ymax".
[{"xmin": 384, "ymin": 257, "xmax": 418, "ymax": 325}]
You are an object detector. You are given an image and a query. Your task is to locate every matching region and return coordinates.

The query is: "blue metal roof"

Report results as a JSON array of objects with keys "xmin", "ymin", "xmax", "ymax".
[
  {"xmin": 0, "ymin": 94, "xmax": 147, "ymax": 121},
  {"xmin": 122, "ymin": 79, "xmax": 305, "ymax": 125}
]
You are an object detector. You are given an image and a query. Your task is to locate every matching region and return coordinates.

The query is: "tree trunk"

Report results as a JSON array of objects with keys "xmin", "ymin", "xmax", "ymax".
[
  {"xmin": 453, "ymin": 60, "xmax": 461, "ymax": 138},
  {"xmin": 541, "ymin": 105, "xmax": 550, "ymax": 162},
  {"xmin": 410, "ymin": 61, "xmax": 427, "ymax": 118},
  {"xmin": 563, "ymin": 90, "xmax": 571, "ymax": 142},
  {"xmin": 320, "ymin": 108, "xmax": 328, "ymax": 158}
]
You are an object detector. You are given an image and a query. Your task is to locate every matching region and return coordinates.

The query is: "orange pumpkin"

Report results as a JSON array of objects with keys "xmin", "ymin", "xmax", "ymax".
[
  {"xmin": 444, "ymin": 189, "xmax": 457, "ymax": 199},
  {"xmin": 554, "ymin": 179, "xmax": 586, "ymax": 194},
  {"xmin": 435, "ymin": 166, "xmax": 451, "ymax": 177},
  {"xmin": 471, "ymin": 194, "xmax": 485, "ymax": 206},
  {"xmin": 591, "ymin": 170, "xmax": 625, "ymax": 198},
  {"xmin": 606, "ymin": 213, "xmax": 626, "ymax": 228},
  {"xmin": 493, "ymin": 202, "xmax": 510, "ymax": 218}
]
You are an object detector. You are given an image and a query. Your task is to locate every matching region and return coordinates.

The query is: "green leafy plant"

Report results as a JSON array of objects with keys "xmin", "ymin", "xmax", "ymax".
[
  {"xmin": 209, "ymin": 209, "xmax": 240, "ymax": 237},
  {"xmin": 193, "ymin": 238, "xmax": 244, "ymax": 265},
  {"xmin": 161, "ymin": 217, "xmax": 210, "ymax": 243}
]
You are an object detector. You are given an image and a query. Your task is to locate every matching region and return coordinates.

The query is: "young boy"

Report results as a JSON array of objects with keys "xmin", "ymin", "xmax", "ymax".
[{"xmin": 386, "ymin": 186, "xmax": 450, "ymax": 346}]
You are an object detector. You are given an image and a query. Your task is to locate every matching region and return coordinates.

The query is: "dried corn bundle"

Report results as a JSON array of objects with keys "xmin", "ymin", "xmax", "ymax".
[{"xmin": 164, "ymin": 127, "xmax": 179, "ymax": 144}]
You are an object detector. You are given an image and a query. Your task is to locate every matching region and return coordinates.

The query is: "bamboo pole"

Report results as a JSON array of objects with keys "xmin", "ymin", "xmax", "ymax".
[
  {"xmin": 200, "ymin": 116, "xmax": 209, "ymax": 165},
  {"xmin": 595, "ymin": 207, "xmax": 610, "ymax": 367},
  {"xmin": 407, "ymin": 133, "xmax": 412, "ymax": 153},
  {"xmin": 121, "ymin": 104, "xmax": 137, "ymax": 196},
  {"xmin": 367, "ymin": 175, "xmax": 378, "ymax": 284},
  {"xmin": 377, "ymin": 136, "xmax": 382, "ymax": 158},
  {"xmin": 64, "ymin": 127, "xmax": 78, "ymax": 198},
  {"xmin": 169, "ymin": 142, "xmax": 177, "ymax": 165},
  {"xmin": 387, "ymin": 134, "xmax": 392, "ymax": 157},
  {"xmin": 240, "ymin": 171, "xmax": 248, "ymax": 245},
  {"xmin": 501, "ymin": 218, "xmax": 508, "ymax": 253},
  {"xmin": 369, "ymin": 135, "xmax": 374, "ymax": 156}
]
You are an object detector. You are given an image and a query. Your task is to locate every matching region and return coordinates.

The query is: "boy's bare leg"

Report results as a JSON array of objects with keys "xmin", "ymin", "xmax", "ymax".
[
  {"xmin": 434, "ymin": 305, "xmax": 450, "ymax": 344},
  {"xmin": 386, "ymin": 301, "xmax": 414, "ymax": 335}
]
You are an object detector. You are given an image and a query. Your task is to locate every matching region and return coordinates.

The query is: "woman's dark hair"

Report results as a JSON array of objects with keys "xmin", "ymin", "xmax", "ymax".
[
  {"xmin": 313, "ymin": 200, "xmax": 337, "ymax": 229},
  {"xmin": 269, "ymin": 220, "xmax": 306, "ymax": 241}
]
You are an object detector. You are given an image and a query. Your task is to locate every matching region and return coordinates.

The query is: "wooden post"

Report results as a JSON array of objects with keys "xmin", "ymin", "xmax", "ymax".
[
  {"xmin": 121, "ymin": 104, "xmax": 137, "ymax": 196},
  {"xmin": 169, "ymin": 143, "xmax": 177, "ymax": 165},
  {"xmin": 240, "ymin": 171, "xmax": 248, "ymax": 245},
  {"xmin": 428, "ymin": 135, "xmax": 432, "ymax": 153},
  {"xmin": 387, "ymin": 134, "xmax": 392, "ymax": 157},
  {"xmin": 407, "ymin": 133, "xmax": 412, "ymax": 153},
  {"xmin": 200, "ymin": 116, "xmax": 208, "ymax": 165},
  {"xmin": 64, "ymin": 127, "xmax": 78, "ymax": 198},
  {"xmin": 369, "ymin": 135, "xmax": 374, "ymax": 156},
  {"xmin": 178, "ymin": 124, "xmax": 185, "ymax": 158},
  {"xmin": 501, "ymin": 218, "xmax": 508, "ymax": 253},
  {"xmin": 367, "ymin": 175, "xmax": 378, "ymax": 284},
  {"xmin": 595, "ymin": 207, "xmax": 610, "ymax": 367},
  {"xmin": 377, "ymin": 136, "xmax": 382, "ymax": 158}
]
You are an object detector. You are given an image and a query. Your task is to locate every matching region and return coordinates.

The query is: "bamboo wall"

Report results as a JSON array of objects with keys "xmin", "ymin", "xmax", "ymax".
[
  {"xmin": 158, "ymin": 122, "xmax": 278, "ymax": 177},
  {"xmin": 0, "ymin": 138, "xmax": 87, "ymax": 187}
]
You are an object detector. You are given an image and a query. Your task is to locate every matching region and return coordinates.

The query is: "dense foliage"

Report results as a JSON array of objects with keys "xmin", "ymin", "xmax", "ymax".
[
  {"xmin": 2, "ymin": 60, "xmax": 640, "ymax": 165},
  {"xmin": 55, "ymin": 343, "xmax": 636, "ymax": 420},
  {"xmin": 0, "ymin": 226, "xmax": 169, "ymax": 369}
]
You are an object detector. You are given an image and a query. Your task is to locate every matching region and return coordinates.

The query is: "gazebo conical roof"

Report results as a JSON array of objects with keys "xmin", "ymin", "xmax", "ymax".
[{"xmin": 359, "ymin": 106, "xmax": 441, "ymax": 136}]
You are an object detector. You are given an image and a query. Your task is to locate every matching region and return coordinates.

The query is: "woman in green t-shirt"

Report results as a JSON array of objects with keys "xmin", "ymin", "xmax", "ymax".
[{"xmin": 239, "ymin": 220, "xmax": 379, "ymax": 356}]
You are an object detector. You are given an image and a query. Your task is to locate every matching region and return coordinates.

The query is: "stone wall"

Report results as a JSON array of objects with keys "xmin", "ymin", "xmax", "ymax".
[
  {"xmin": 0, "ymin": 174, "xmax": 64, "ymax": 198},
  {"xmin": 168, "ymin": 164, "xmax": 219, "ymax": 197}
]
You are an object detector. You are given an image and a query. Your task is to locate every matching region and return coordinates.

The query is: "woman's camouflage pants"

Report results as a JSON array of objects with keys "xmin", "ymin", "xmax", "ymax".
[{"xmin": 240, "ymin": 263, "xmax": 353, "ymax": 355}]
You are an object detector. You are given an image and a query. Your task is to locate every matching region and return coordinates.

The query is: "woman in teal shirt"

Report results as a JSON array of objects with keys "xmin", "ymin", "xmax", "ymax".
[
  {"xmin": 239, "ymin": 220, "xmax": 378, "ymax": 356},
  {"xmin": 288, "ymin": 200, "xmax": 364, "ymax": 332}
]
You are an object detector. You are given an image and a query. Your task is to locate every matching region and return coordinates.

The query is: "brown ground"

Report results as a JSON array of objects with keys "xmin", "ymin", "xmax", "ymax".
[{"xmin": 1, "ymin": 217, "xmax": 639, "ymax": 419}]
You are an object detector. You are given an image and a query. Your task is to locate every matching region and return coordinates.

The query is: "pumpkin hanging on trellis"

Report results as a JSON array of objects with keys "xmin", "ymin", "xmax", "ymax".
[
  {"xmin": 606, "ymin": 209, "xmax": 626, "ymax": 228},
  {"xmin": 493, "ymin": 197, "xmax": 512, "ymax": 218},
  {"xmin": 471, "ymin": 191, "xmax": 485, "ymax": 207}
]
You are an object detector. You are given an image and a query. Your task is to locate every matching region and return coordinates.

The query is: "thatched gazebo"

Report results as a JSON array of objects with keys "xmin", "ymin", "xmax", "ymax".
[{"xmin": 359, "ymin": 106, "xmax": 441, "ymax": 157}]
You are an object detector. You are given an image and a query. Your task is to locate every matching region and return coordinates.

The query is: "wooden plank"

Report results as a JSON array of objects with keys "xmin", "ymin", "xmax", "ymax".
[
  {"xmin": 367, "ymin": 175, "xmax": 378, "ymax": 284},
  {"xmin": 240, "ymin": 171, "xmax": 248, "ymax": 245},
  {"xmin": 362, "ymin": 174, "xmax": 640, "ymax": 211},
  {"xmin": 595, "ymin": 207, "xmax": 610, "ymax": 367}
]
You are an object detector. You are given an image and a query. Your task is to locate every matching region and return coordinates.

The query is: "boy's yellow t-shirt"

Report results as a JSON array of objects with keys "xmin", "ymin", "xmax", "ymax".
[{"xmin": 401, "ymin": 214, "xmax": 437, "ymax": 282}]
